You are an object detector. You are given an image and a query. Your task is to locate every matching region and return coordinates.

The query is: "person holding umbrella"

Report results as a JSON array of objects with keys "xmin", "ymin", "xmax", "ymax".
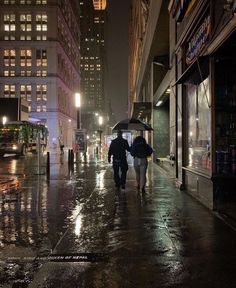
[
  {"xmin": 130, "ymin": 136, "xmax": 153, "ymax": 193},
  {"xmin": 108, "ymin": 130, "xmax": 130, "ymax": 189}
]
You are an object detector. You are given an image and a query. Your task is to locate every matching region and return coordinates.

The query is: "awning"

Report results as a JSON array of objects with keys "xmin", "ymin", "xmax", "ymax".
[
  {"xmin": 132, "ymin": 102, "xmax": 152, "ymax": 121},
  {"xmin": 174, "ymin": 55, "xmax": 209, "ymax": 85}
]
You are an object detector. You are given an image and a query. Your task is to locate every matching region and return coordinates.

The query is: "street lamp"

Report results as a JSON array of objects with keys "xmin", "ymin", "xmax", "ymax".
[
  {"xmin": 75, "ymin": 92, "xmax": 81, "ymax": 129},
  {"xmin": 2, "ymin": 116, "xmax": 7, "ymax": 126}
]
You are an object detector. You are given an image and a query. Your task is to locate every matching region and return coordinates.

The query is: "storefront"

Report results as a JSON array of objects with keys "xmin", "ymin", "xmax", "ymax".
[{"xmin": 171, "ymin": 0, "xmax": 236, "ymax": 214}]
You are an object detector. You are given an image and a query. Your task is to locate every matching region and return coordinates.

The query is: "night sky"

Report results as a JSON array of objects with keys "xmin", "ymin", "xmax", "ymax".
[{"xmin": 107, "ymin": 0, "xmax": 131, "ymax": 122}]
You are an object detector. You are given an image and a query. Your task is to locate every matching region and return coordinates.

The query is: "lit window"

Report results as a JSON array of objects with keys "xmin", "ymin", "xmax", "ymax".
[
  {"xmin": 36, "ymin": 49, "xmax": 47, "ymax": 66},
  {"xmin": 20, "ymin": 35, "xmax": 31, "ymax": 40},
  {"xmin": 36, "ymin": 35, "xmax": 47, "ymax": 40},
  {"xmin": 20, "ymin": 85, "xmax": 31, "ymax": 101},
  {"xmin": 36, "ymin": 0, "xmax": 47, "ymax": 4},
  {"xmin": 20, "ymin": 0, "xmax": 32, "ymax": 3},
  {"xmin": 4, "ymin": 0, "xmax": 15, "ymax": 4},
  {"xmin": 4, "ymin": 49, "xmax": 16, "ymax": 66},
  {"xmin": 20, "ymin": 49, "xmax": 32, "ymax": 66},
  {"xmin": 36, "ymin": 14, "xmax": 48, "ymax": 31},
  {"xmin": 20, "ymin": 70, "xmax": 32, "ymax": 76},
  {"xmin": 20, "ymin": 14, "xmax": 32, "ymax": 31},
  {"xmin": 36, "ymin": 84, "xmax": 47, "ymax": 102},
  {"xmin": 4, "ymin": 14, "xmax": 15, "ymax": 31},
  {"xmin": 4, "ymin": 84, "xmax": 15, "ymax": 98},
  {"xmin": 36, "ymin": 70, "xmax": 47, "ymax": 76}
]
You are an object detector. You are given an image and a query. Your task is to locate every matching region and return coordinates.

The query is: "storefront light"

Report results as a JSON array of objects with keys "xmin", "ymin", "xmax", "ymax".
[{"xmin": 156, "ymin": 100, "xmax": 163, "ymax": 106}]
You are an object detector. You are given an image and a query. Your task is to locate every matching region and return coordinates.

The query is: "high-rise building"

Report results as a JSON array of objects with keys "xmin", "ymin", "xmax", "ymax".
[
  {"xmin": 79, "ymin": 0, "xmax": 108, "ymax": 134},
  {"xmin": 0, "ymin": 0, "xmax": 80, "ymax": 148}
]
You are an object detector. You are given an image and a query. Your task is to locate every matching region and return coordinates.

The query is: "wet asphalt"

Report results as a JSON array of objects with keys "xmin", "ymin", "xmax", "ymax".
[{"xmin": 1, "ymin": 151, "xmax": 236, "ymax": 287}]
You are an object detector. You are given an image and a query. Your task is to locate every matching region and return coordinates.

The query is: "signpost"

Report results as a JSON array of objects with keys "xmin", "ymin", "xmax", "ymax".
[{"xmin": 74, "ymin": 129, "xmax": 87, "ymax": 153}]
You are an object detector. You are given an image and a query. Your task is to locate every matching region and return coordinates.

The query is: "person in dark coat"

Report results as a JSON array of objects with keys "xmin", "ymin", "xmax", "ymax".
[
  {"xmin": 130, "ymin": 135, "xmax": 153, "ymax": 193},
  {"xmin": 108, "ymin": 130, "xmax": 130, "ymax": 189}
]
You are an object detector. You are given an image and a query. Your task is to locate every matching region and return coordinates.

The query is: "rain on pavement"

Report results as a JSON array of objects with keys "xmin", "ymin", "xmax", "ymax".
[{"xmin": 1, "ymin": 151, "xmax": 236, "ymax": 287}]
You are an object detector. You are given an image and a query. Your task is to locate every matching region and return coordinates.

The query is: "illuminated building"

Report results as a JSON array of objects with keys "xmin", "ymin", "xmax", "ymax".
[
  {"xmin": 79, "ymin": 0, "xmax": 108, "ymax": 134},
  {"xmin": 0, "ymin": 0, "xmax": 80, "ymax": 148}
]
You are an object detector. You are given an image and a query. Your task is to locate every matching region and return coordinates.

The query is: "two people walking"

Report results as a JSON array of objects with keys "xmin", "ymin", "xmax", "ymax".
[{"xmin": 108, "ymin": 131, "xmax": 153, "ymax": 192}]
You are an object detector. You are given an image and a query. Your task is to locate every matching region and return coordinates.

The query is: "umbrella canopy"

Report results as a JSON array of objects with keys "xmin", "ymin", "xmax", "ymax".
[{"xmin": 112, "ymin": 118, "xmax": 153, "ymax": 131}]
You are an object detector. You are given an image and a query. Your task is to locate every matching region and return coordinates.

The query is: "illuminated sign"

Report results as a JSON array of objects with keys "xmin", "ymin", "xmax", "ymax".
[{"xmin": 186, "ymin": 15, "xmax": 210, "ymax": 65}]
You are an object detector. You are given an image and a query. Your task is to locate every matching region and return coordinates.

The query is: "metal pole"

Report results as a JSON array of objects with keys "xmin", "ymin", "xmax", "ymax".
[
  {"xmin": 77, "ymin": 108, "xmax": 82, "ymax": 130},
  {"xmin": 46, "ymin": 151, "xmax": 50, "ymax": 178},
  {"xmin": 37, "ymin": 132, "xmax": 41, "ymax": 174},
  {"xmin": 99, "ymin": 130, "xmax": 102, "ymax": 153}
]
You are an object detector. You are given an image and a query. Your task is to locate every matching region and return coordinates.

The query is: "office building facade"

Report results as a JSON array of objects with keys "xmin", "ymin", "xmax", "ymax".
[{"xmin": 0, "ymin": 0, "xmax": 80, "ymax": 148}]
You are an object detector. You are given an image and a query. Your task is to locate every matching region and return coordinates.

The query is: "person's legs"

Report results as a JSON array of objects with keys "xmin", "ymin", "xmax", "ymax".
[
  {"xmin": 139, "ymin": 159, "xmax": 148, "ymax": 191},
  {"xmin": 133, "ymin": 158, "xmax": 140, "ymax": 188},
  {"xmin": 113, "ymin": 163, "xmax": 120, "ymax": 187},
  {"xmin": 120, "ymin": 161, "xmax": 128, "ymax": 188}
]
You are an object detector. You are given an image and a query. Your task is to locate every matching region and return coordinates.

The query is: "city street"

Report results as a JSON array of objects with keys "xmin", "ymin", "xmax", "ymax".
[{"xmin": 1, "ymin": 150, "xmax": 236, "ymax": 287}]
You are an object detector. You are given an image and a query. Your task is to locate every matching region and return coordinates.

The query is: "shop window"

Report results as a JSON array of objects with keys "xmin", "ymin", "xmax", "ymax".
[{"xmin": 187, "ymin": 77, "xmax": 211, "ymax": 173}]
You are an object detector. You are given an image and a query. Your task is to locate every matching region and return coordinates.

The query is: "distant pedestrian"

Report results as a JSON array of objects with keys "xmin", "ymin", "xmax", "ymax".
[
  {"xmin": 58, "ymin": 137, "xmax": 64, "ymax": 154},
  {"xmin": 130, "ymin": 136, "xmax": 153, "ymax": 193},
  {"xmin": 108, "ymin": 130, "xmax": 130, "ymax": 189}
]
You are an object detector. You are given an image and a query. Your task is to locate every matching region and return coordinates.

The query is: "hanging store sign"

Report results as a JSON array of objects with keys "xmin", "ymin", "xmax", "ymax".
[{"xmin": 186, "ymin": 15, "xmax": 210, "ymax": 65}]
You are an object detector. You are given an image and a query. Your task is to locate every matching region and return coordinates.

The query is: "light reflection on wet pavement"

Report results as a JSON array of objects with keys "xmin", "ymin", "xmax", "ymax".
[{"xmin": 1, "ymin": 152, "xmax": 236, "ymax": 287}]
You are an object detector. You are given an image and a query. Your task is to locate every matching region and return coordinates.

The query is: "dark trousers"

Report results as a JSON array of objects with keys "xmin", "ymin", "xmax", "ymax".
[{"xmin": 113, "ymin": 160, "xmax": 128, "ymax": 187}]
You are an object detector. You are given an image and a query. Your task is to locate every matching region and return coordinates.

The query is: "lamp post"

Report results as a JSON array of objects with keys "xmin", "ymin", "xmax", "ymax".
[
  {"xmin": 98, "ymin": 115, "xmax": 103, "ymax": 154},
  {"xmin": 75, "ymin": 92, "xmax": 81, "ymax": 129}
]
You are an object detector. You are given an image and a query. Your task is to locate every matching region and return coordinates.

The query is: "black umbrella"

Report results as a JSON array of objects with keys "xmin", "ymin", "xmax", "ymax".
[{"xmin": 112, "ymin": 118, "xmax": 153, "ymax": 131}]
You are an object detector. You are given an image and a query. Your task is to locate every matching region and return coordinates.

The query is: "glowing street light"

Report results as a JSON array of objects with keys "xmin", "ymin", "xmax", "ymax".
[
  {"xmin": 2, "ymin": 116, "xmax": 7, "ymax": 125},
  {"xmin": 98, "ymin": 115, "xmax": 103, "ymax": 126}
]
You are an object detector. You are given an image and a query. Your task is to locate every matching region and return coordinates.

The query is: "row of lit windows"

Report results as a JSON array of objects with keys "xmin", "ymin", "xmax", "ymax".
[
  {"xmin": 3, "ymin": 49, "xmax": 47, "ymax": 67},
  {"xmin": 3, "ymin": 84, "xmax": 47, "ymax": 98},
  {"xmin": 4, "ymin": 35, "xmax": 47, "ymax": 41},
  {"xmin": 3, "ymin": 70, "xmax": 47, "ymax": 77},
  {"xmin": 3, "ymin": 84, "xmax": 47, "ymax": 111},
  {"xmin": 3, "ymin": 0, "xmax": 47, "ymax": 4},
  {"xmin": 4, "ymin": 14, "xmax": 47, "ymax": 32}
]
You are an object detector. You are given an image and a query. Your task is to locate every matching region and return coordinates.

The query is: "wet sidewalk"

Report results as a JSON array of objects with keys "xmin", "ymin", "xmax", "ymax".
[{"xmin": 1, "ymin": 153, "xmax": 236, "ymax": 287}]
